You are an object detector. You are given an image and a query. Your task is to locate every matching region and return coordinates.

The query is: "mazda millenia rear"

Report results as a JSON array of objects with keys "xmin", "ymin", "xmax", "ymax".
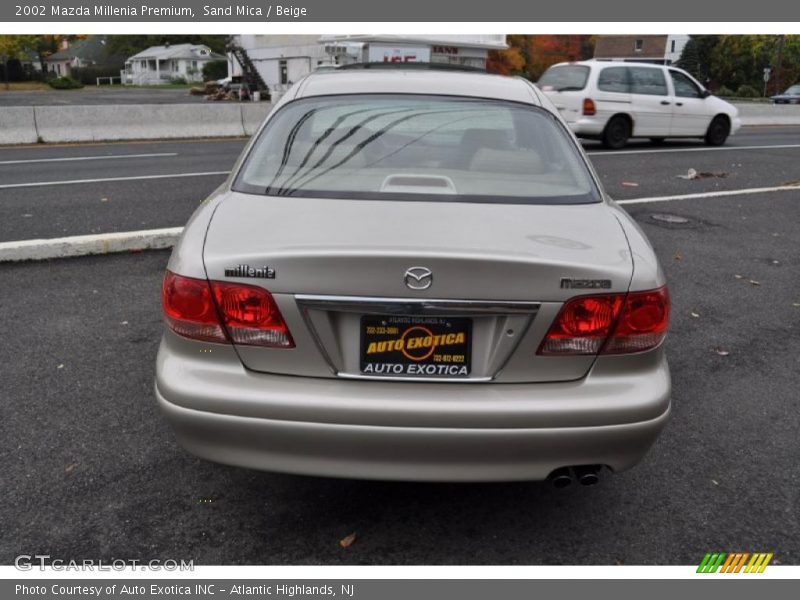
[{"xmin": 155, "ymin": 70, "xmax": 671, "ymax": 484}]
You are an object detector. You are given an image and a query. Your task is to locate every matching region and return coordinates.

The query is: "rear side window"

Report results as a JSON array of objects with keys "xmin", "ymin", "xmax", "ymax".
[
  {"xmin": 234, "ymin": 94, "xmax": 599, "ymax": 205},
  {"xmin": 628, "ymin": 67, "xmax": 668, "ymax": 96},
  {"xmin": 597, "ymin": 67, "xmax": 630, "ymax": 93},
  {"xmin": 537, "ymin": 65, "xmax": 590, "ymax": 92}
]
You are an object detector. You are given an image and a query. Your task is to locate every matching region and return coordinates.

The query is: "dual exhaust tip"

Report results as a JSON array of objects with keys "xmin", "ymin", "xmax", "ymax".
[{"xmin": 549, "ymin": 465, "xmax": 603, "ymax": 488}]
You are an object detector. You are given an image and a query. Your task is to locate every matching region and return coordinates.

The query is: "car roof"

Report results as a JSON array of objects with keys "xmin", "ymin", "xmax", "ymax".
[
  {"xmin": 289, "ymin": 69, "xmax": 542, "ymax": 106},
  {"xmin": 549, "ymin": 60, "xmax": 675, "ymax": 70}
]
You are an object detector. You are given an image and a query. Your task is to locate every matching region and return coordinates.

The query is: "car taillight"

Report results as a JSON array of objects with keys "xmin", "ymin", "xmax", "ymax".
[
  {"xmin": 210, "ymin": 280, "xmax": 294, "ymax": 348},
  {"xmin": 161, "ymin": 271, "xmax": 294, "ymax": 348},
  {"xmin": 537, "ymin": 286, "xmax": 669, "ymax": 356},
  {"xmin": 602, "ymin": 287, "xmax": 670, "ymax": 354},
  {"xmin": 583, "ymin": 98, "xmax": 596, "ymax": 116},
  {"xmin": 162, "ymin": 271, "xmax": 227, "ymax": 343}
]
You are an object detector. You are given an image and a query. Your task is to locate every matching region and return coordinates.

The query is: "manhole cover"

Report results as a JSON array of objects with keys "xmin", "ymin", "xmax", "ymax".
[{"xmin": 651, "ymin": 213, "xmax": 689, "ymax": 224}]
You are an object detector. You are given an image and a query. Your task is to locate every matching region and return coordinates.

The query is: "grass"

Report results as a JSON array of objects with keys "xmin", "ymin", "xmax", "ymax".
[{"xmin": 0, "ymin": 82, "xmax": 51, "ymax": 91}]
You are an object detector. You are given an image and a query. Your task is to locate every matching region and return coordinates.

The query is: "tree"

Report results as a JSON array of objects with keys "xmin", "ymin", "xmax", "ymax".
[
  {"xmin": 677, "ymin": 35, "xmax": 720, "ymax": 85},
  {"xmin": 487, "ymin": 35, "xmax": 594, "ymax": 79},
  {"xmin": 0, "ymin": 35, "xmax": 33, "ymax": 89}
]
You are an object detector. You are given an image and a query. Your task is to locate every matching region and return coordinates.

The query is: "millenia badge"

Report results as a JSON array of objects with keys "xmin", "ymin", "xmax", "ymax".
[
  {"xmin": 697, "ymin": 552, "xmax": 773, "ymax": 573},
  {"xmin": 224, "ymin": 265, "xmax": 276, "ymax": 279}
]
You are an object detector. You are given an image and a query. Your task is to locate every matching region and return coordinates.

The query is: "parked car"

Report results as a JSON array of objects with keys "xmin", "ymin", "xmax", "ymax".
[
  {"xmin": 156, "ymin": 67, "xmax": 671, "ymax": 484},
  {"xmin": 538, "ymin": 60, "xmax": 741, "ymax": 148},
  {"xmin": 771, "ymin": 84, "xmax": 800, "ymax": 104}
]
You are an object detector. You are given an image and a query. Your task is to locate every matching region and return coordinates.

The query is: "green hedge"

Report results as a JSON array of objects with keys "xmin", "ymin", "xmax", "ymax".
[{"xmin": 48, "ymin": 76, "xmax": 84, "ymax": 90}]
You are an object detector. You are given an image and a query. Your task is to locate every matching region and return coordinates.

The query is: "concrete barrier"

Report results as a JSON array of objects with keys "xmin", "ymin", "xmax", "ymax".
[
  {"xmin": 0, "ymin": 106, "xmax": 39, "ymax": 145},
  {"xmin": 241, "ymin": 102, "xmax": 273, "ymax": 136},
  {"xmin": 0, "ymin": 100, "xmax": 797, "ymax": 146},
  {"xmin": 34, "ymin": 103, "xmax": 250, "ymax": 143},
  {"xmin": 0, "ymin": 102, "xmax": 274, "ymax": 145},
  {"xmin": 733, "ymin": 102, "xmax": 800, "ymax": 126}
]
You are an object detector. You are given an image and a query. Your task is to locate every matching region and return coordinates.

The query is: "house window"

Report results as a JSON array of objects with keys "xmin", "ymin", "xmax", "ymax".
[
  {"xmin": 634, "ymin": 39, "xmax": 644, "ymax": 52},
  {"xmin": 141, "ymin": 60, "xmax": 146, "ymax": 69},
  {"xmin": 671, "ymin": 40, "xmax": 676, "ymax": 53},
  {"xmin": 192, "ymin": 60, "xmax": 197, "ymax": 69},
  {"xmin": 279, "ymin": 59, "xmax": 288, "ymax": 85},
  {"xmin": 173, "ymin": 61, "xmax": 179, "ymax": 72}
]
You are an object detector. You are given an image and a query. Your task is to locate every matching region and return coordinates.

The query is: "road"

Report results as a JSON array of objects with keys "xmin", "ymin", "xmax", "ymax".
[
  {"xmin": 1, "ymin": 127, "xmax": 799, "ymax": 565},
  {"xmin": 1, "ymin": 127, "xmax": 799, "ymax": 242}
]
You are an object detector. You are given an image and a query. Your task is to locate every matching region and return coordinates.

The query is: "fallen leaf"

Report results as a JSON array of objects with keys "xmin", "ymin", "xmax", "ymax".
[
  {"xmin": 793, "ymin": 303, "xmax": 800, "ymax": 308},
  {"xmin": 714, "ymin": 348, "xmax": 730, "ymax": 357},
  {"xmin": 734, "ymin": 274, "xmax": 744, "ymax": 279},
  {"xmin": 621, "ymin": 181, "xmax": 639, "ymax": 187},
  {"xmin": 100, "ymin": 197, "xmax": 109, "ymax": 202},
  {"xmin": 781, "ymin": 179, "xmax": 800, "ymax": 187},
  {"xmin": 121, "ymin": 321, "xmax": 129, "ymax": 325},
  {"xmin": 65, "ymin": 463, "xmax": 78, "ymax": 473},
  {"xmin": 711, "ymin": 479, "xmax": 719, "ymax": 486},
  {"xmin": 673, "ymin": 252, "xmax": 683, "ymax": 261},
  {"xmin": 57, "ymin": 363, "xmax": 64, "ymax": 369},
  {"xmin": 339, "ymin": 532, "xmax": 357, "ymax": 548},
  {"xmin": 748, "ymin": 280, "xmax": 761, "ymax": 286},
  {"xmin": 690, "ymin": 311, "xmax": 700, "ymax": 318}
]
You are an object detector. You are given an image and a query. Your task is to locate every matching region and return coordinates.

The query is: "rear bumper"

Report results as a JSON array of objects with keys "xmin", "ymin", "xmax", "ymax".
[{"xmin": 155, "ymin": 332, "xmax": 671, "ymax": 481}]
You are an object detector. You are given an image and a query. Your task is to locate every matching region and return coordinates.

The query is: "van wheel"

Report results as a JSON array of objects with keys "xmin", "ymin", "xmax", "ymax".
[
  {"xmin": 705, "ymin": 116, "xmax": 730, "ymax": 146},
  {"xmin": 602, "ymin": 116, "xmax": 631, "ymax": 149}
]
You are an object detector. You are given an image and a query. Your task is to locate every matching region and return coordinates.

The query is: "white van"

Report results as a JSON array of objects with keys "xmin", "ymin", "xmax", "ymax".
[{"xmin": 537, "ymin": 60, "xmax": 741, "ymax": 149}]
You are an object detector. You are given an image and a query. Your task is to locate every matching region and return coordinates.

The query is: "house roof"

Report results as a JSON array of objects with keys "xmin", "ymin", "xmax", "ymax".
[
  {"xmin": 126, "ymin": 44, "xmax": 225, "ymax": 62},
  {"xmin": 45, "ymin": 36, "xmax": 117, "ymax": 64}
]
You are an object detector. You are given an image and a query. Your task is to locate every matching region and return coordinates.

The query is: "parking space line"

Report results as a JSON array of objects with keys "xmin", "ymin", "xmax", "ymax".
[
  {"xmin": 0, "ymin": 171, "xmax": 231, "ymax": 190},
  {"xmin": 617, "ymin": 184, "xmax": 800, "ymax": 205},
  {"xmin": 587, "ymin": 143, "xmax": 800, "ymax": 156},
  {"xmin": 0, "ymin": 152, "xmax": 179, "ymax": 166}
]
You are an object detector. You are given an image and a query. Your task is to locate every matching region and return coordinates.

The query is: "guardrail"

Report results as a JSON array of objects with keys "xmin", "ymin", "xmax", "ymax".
[{"xmin": 0, "ymin": 102, "xmax": 273, "ymax": 145}]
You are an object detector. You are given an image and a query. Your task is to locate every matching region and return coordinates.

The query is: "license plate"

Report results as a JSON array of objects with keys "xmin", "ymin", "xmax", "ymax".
[{"xmin": 360, "ymin": 315, "xmax": 471, "ymax": 378}]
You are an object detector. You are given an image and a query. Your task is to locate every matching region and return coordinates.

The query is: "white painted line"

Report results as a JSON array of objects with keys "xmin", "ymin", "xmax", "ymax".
[
  {"xmin": 0, "ymin": 152, "xmax": 178, "ymax": 166},
  {"xmin": 0, "ymin": 152, "xmax": 178, "ymax": 165},
  {"xmin": 0, "ymin": 227, "xmax": 184, "ymax": 262},
  {"xmin": 0, "ymin": 171, "xmax": 231, "ymax": 190},
  {"xmin": 587, "ymin": 143, "xmax": 800, "ymax": 157},
  {"xmin": 617, "ymin": 184, "xmax": 800, "ymax": 205}
]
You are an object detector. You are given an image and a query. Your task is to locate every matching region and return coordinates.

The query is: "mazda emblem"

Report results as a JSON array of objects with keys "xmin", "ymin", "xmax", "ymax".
[{"xmin": 404, "ymin": 266, "xmax": 433, "ymax": 290}]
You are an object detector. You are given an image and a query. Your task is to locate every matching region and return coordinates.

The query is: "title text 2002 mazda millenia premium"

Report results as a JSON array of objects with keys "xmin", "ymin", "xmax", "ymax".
[{"xmin": 155, "ymin": 66, "xmax": 671, "ymax": 485}]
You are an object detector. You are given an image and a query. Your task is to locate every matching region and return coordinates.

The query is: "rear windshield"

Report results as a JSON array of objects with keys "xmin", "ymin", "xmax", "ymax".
[
  {"xmin": 537, "ymin": 65, "xmax": 590, "ymax": 92},
  {"xmin": 233, "ymin": 94, "xmax": 599, "ymax": 204}
]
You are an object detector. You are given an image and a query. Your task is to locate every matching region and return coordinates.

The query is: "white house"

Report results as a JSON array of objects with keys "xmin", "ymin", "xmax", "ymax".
[
  {"xmin": 228, "ymin": 34, "xmax": 508, "ymax": 98},
  {"xmin": 121, "ymin": 43, "xmax": 225, "ymax": 85}
]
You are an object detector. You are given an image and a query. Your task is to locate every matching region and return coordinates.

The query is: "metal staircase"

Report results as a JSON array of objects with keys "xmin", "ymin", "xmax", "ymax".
[{"xmin": 228, "ymin": 43, "xmax": 269, "ymax": 95}]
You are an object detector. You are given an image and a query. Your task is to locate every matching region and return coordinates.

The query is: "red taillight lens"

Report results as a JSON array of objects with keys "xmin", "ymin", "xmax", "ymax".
[
  {"xmin": 537, "ymin": 286, "xmax": 669, "ymax": 356},
  {"xmin": 603, "ymin": 287, "xmax": 670, "ymax": 354},
  {"xmin": 538, "ymin": 294, "xmax": 624, "ymax": 355},
  {"xmin": 583, "ymin": 98, "xmax": 596, "ymax": 116},
  {"xmin": 161, "ymin": 271, "xmax": 294, "ymax": 348},
  {"xmin": 162, "ymin": 271, "xmax": 227, "ymax": 343},
  {"xmin": 210, "ymin": 281, "xmax": 294, "ymax": 348}
]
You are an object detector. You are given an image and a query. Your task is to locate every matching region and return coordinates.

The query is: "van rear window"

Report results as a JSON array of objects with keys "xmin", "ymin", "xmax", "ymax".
[{"xmin": 537, "ymin": 65, "xmax": 590, "ymax": 92}]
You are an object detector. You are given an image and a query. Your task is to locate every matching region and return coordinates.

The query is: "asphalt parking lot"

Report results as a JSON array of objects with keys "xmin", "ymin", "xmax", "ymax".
[{"xmin": 1, "ymin": 127, "xmax": 799, "ymax": 565}]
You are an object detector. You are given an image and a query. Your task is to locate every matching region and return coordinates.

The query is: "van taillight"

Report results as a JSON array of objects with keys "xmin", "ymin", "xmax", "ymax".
[
  {"xmin": 161, "ymin": 271, "xmax": 294, "ymax": 348},
  {"xmin": 537, "ymin": 287, "xmax": 669, "ymax": 355},
  {"xmin": 583, "ymin": 98, "xmax": 596, "ymax": 116}
]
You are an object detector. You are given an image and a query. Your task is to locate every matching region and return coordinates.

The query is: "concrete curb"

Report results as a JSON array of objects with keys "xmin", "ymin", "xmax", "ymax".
[{"xmin": 0, "ymin": 227, "xmax": 183, "ymax": 262}]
